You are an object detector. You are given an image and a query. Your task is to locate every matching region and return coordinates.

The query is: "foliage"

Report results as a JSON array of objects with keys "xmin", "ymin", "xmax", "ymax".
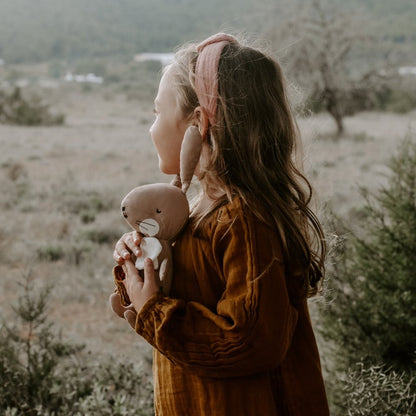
[
  {"xmin": 345, "ymin": 363, "xmax": 416, "ymax": 416},
  {"xmin": 0, "ymin": 270, "xmax": 154, "ymax": 415},
  {"xmin": 277, "ymin": 0, "xmax": 400, "ymax": 136},
  {"xmin": 323, "ymin": 137, "xmax": 416, "ymax": 369},
  {"xmin": 319, "ymin": 136, "xmax": 416, "ymax": 413},
  {"xmin": 0, "ymin": 0, "xmax": 254, "ymax": 64},
  {"xmin": 0, "ymin": 87, "xmax": 64, "ymax": 126},
  {"xmin": 0, "ymin": 0, "xmax": 414, "ymax": 65},
  {"xmin": 374, "ymin": 78, "xmax": 416, "ymax": 114},
  {"xmin": 36, "ymin": 244, "xmax": 66, "ymax": 262}
]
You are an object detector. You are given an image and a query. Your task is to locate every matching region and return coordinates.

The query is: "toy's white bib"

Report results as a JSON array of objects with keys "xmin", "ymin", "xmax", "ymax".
[{"xmin": 135, "ymin": 237, "xmax": 162, "ymax": 270}]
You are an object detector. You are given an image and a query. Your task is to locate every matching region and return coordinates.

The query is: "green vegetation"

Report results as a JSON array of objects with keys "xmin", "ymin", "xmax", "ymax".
[
  {"xmin": 319, "ymin": 136, "xmax": 416, "ymax": 414},
  {"xmin": 0, "ymin": 87, "xmax": 64, "ymax": 126},
  {"xmin": 0, "ymin": 0, "xmax": 254, "ymax": 64},
  {"xmin": 0, "ymin": 270, "xmax": 154, "ymax": 415},
  {"xmin": 345, "ymin": 364, "xmax": 415, "ymax": 416},
  {"xmin": 0, "ymin": 0, "xmax": 414, "ymax": 64}
]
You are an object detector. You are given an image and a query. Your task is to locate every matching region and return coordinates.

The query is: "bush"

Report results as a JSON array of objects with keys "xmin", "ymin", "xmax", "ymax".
[
  {"xmin": 321, "ymin": 137, "xmax": 416, "ymax": 370},
  {"xmin": 374, "ymin": 79, "xmax": 416, "ymax": 114},
  {"xmin": 0, "ymin": 87, "xmax": 65, "ymax": 126},
  {"xmin": 37, "ymin": 244, "xmax": 66, "ymax": 262},
  {"xmin": 319, "ymin": 135, "xmax": 416, "ymax": 413},
  {"xmin": 345, "ymin": 363, "xmax": 416, "ymax": 416},
  {"xmin": 80, "ymin": 227, "xmax": 122, "ymax": 245},
  {"xmin": 62, "ymin": 189, "xmax": 116, "ymax": 223},
  {"xmin": 304, "ymin": 78, "xmax": 416, "ymax": 116},
  {"xmin": 0, "ymin": 270, "xmax": 154, "ymax": 415}
]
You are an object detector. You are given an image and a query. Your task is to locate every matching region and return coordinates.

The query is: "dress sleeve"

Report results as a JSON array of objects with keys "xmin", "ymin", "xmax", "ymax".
[{"xmin": 134, "ymin": 205, "xmax": 299, "ymax": 378}]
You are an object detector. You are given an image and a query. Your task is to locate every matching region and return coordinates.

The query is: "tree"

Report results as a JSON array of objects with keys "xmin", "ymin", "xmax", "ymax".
[
  {"xmin": 0, "ymin": 270, "xmax": 154, "ymax": 415},
  {"xmin": 319, "ymin": 136, "xmax": 416, "ymax": 413},
  {"xmin": 274, "ymin": 0, "xmax": 394, "ymax": 136}
]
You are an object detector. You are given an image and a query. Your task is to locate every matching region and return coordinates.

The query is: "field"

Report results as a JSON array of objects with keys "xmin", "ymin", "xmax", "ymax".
[{"xmin": 0, "ymin": 85, "xmax": 415, "ymax": 369}]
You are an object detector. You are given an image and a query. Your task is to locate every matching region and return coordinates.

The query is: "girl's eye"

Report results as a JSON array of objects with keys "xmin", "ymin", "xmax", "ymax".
[{"xmin": 156, "ymin": 208, "xmax": 162, "ymax": 214}]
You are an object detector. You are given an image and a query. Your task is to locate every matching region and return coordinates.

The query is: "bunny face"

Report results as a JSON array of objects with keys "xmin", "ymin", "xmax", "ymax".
[{"xmin": 121, "ymin": 183, "xmax": 189, "ymax": 241}]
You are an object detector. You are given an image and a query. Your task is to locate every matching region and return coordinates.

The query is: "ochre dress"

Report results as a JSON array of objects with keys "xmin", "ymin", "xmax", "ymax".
[{"xmin": 129, "ymin": 197, "xmax": 329, "ymax": 415}]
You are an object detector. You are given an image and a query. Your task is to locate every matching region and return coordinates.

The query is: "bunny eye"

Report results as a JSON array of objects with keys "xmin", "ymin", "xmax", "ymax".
[{"xmin": 156, "ymin": 208, "xmax": 162, "ymax": 214}]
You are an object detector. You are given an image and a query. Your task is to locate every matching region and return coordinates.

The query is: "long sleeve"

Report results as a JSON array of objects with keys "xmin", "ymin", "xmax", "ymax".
[{"xmin": 134, "ymin": 202, "xmax": 299, "ymax": 378}]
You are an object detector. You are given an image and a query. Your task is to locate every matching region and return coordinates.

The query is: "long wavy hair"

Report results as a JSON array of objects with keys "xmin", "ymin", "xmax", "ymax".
[{"xmin": 169, "ymin": 38, "xmax": 326, "ymax": 298}]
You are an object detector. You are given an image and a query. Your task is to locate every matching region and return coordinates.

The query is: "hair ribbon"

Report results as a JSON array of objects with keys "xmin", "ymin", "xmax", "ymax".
[{"xmin": 195, "ymin": 33, "xmax": 238, "ymax": 125}]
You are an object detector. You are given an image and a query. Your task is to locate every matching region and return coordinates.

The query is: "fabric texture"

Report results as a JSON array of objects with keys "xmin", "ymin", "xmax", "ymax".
[
  {"xmin": 131, "ymin": 197, "xmax": 330, "ymax": 415},
  {"xmin": 195, "ymin": 33, "xmax": 238, "ymax": 125}
]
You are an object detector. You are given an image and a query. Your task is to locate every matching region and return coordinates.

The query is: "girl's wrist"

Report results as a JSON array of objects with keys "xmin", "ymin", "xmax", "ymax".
[{"xmin": 135, "ymin": 291, "xmax": 164, "ymax": 319}]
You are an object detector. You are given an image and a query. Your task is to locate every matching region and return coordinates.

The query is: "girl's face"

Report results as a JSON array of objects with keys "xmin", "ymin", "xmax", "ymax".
[{"xmin": 149, "ymin": 68, "xmax": 190, "ymax": 175}]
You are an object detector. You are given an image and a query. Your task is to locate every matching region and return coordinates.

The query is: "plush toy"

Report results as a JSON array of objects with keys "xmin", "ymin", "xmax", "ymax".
[{"xmin": 112, "ymin": 126, "xmax": 203, "ymax": 308}]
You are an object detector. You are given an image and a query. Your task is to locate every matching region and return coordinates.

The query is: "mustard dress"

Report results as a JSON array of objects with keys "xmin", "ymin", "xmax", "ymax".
[{"xmin": 124, "ymin": 197, "xmax": 329, "ymax": 415}]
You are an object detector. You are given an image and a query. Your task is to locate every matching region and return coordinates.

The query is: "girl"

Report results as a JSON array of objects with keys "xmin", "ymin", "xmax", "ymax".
[{"xmin": 112, "ymin": 33, "xmax": 330, "ymax": 415}]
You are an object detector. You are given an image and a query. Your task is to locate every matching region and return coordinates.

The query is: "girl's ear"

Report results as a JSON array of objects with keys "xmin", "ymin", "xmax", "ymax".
[{"xmin": 193, "ymin": 106, "xmax": 209, "ymax": 139}]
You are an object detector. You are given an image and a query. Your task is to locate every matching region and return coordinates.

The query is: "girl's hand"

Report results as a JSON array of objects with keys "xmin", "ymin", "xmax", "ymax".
[
  {"xmin": 109, "ymin": 292, "xmax": 137, "ymax": 328},
  {"xmin": 113, "ymin": 231, "xmax": 142, "ymax": 264},
  {"xmin": 122, "ymin": 258, "xmax": 160, "ymax": 313}
]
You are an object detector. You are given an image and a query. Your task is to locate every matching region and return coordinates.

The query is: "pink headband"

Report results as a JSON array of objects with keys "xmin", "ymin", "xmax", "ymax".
[{"xmin": 195, "ymin": 33, "xmax": 238, "ymax": 125}]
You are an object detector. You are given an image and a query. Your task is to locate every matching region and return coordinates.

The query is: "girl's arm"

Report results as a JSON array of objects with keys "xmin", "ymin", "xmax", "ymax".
[{"xmin": 130, "ymin": 208, "xmax": 299, "ymax": 379}]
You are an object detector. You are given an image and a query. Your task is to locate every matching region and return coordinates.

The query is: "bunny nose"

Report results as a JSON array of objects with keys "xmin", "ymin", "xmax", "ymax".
[{"xmin": 122, "ymin": 206, "xmax": 128, "ymax": 218}]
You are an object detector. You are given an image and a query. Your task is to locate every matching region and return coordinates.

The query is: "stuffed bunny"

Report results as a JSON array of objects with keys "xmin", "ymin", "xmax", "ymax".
[{"xmin": 112, "ymin": 126, "xmax": 202, "ymax": 306}]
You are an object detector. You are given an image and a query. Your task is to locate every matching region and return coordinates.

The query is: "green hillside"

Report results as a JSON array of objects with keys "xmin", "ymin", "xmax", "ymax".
[
  {"xmin": 0, "ymin": 0, "xmax": 414, "ymax": 64},
  {"xmin": 0, "ymin": 0, "xmax": 254, "ymax": 63}
]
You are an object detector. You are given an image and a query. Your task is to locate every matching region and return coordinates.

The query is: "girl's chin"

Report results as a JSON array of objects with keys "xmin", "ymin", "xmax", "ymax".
[{"xmin": 159, "ymin": 161, "xmax": 179, "ymax": 176}]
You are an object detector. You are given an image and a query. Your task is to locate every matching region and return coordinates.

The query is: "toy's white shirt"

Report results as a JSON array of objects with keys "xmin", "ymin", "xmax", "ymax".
[{"xmin": 135, "ymin": 237, "xmax": 162, "ymax": 270}]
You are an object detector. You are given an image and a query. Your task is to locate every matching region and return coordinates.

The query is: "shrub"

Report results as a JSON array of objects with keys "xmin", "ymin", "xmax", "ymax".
[
  {"xmin": 6, "ymin": 162, "xmax": 27, "ymax": 182},
  {"xmin": 0, "ymin": 87, "xmax": 65, "ymax": 126},
  {"xmin": 37, "ymin": 244, "xmax": 66, "ymax": 262},
  {"xmin": 319, "ymin": 135, "xmax": 416, "ymax": 413},
  {"xmin": 79, "ymin": 227, "xmax": 122, "ymax": 245},
  {"xmin": 374, "ymin": 80, "xmax": 416, "ymax": 114},
  {"xmin": 0, "ymin": 269, "xmax": 154, "ymax": 415},
  {"xmin": 321, "ymin": 137, "xmax": 416, "ymax": 370},
  {"xmin": 61, "ymin": 189, "xmax": 116, "ymax": 222},
  {"xmin": 345, "ymin": 363, "xmax": 416, "ymax": 416}
]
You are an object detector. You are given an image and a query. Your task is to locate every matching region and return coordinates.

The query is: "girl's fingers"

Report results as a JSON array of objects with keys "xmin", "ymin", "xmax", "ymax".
[
  {"xmin": 133, "ymin": 231, "xmax": 142, "ymax": 246},
  {"xmin": 109, "ymin": 293, "xmax": 128, "ymax": 318},
  {"xmin": 113, "ymin": 249, "xmax": 124, "ymax": 264},
  {"xmin": 122, "ymin": 233, "xmax": 142, "ymax": 257},
  {"xmin": 124, "ymin": 259, "xmax": 144, "ymax": 283},
  {"xmin": 144, "ymin": 258, "xmax": 159, "ymax": 290},
  {"xmin": 124, "ymin": 310, "xmax": 137, "ymax": 328},
  {"xmin": 119, "ymin": 258, "xmax": 160, "ymax": 313},
  {"xmin": 114, "ymin": 232, "xmax": 142, "ymax": 261},
  {"xmin": 115, "ymin": 237, "xmax": 131, "ymax": 260}
]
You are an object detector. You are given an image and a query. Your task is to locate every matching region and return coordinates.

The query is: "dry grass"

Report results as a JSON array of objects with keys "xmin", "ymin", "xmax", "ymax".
[
  {"xmin": 299, "ymin": 111, "xmax": 416, "ymax": 217},
  {"xmin": 0, "ymin": 86, "xmax": 415, "ymax": 365}
]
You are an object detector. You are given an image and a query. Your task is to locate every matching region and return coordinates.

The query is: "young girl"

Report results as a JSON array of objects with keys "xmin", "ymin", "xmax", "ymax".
[{"xmin": 112, "ymin": 33, "xmax": 330, "ymax": 416}]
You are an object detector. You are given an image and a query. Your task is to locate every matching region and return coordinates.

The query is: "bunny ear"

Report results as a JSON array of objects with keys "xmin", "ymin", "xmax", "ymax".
[
  {"xmin": 170, "ymin": 174, "xmax": 182, "ymax": 189},
  {"xmin": 180, "ymin": 126, "xmax": 203, "ymax": 193}
]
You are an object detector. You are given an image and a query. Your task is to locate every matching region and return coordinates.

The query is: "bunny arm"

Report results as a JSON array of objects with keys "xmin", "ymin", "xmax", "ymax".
[{"xmin": 135, "ymin": 237, "xmax": 162, "ymax": 270}]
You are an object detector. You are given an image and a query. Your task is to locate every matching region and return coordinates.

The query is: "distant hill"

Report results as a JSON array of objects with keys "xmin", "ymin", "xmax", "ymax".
[
  {"xmin": 0, "ymin": 0, "xmax": 414, "ymax": 64},
  {"xmin": 0, "ymin": 0, "xmax": 254, "ymax": 63}
]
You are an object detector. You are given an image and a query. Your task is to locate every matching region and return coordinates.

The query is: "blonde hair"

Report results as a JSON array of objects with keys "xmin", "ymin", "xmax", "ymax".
[{"xmin": 169, "ymin": 39, "xmax": 326, "ymax": 299}]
